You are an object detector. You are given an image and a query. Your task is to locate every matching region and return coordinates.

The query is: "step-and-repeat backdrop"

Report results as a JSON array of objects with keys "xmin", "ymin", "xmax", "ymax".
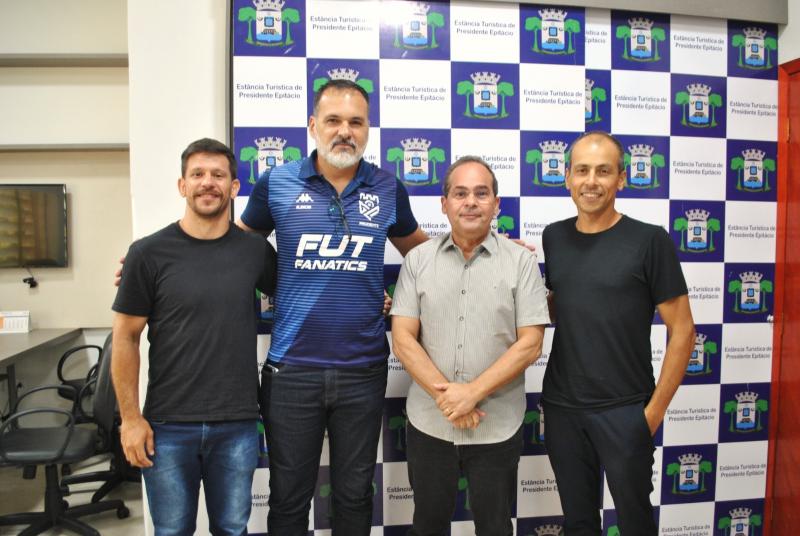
[{"xmin": 230, "ymin": 1, "xmax": 777, "ymax": 534}]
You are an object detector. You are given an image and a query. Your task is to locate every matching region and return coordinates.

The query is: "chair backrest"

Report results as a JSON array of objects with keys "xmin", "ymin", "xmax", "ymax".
[{"xmin": 92, "ymin": 333, "xmax": 117, "ymax": 432}]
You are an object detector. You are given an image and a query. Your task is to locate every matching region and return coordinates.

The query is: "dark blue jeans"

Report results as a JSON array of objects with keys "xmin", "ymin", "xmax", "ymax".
[
  {"xmin": 260, "ymin": 360, "xmax": 388, "ymax": 536},
  {"xmin": 141, "ymin": 420, "xmax": 259, "ymax": 536}
]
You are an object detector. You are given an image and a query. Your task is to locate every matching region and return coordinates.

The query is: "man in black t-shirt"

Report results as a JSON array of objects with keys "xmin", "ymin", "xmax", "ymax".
[
  {"xmin": 112, "ymin": 138, "xmax": 276, "ymax": 535},
  {"xmin": 541, "ymin": 132, "xmax": 695, "ymax": 536}
]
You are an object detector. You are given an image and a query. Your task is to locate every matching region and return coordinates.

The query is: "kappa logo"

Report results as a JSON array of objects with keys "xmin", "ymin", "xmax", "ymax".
[
  {"xmin": 295, "ymin": 192, "xmax": 313, "ymax": 209},
  {"xmin": 359, "ymin": 193, "xmax": 380, "ymax": 221}
]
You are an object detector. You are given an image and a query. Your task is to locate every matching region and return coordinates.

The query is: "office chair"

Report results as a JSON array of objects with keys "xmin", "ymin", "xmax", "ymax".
[
  {"xmin": 56, "ymin": 342, "xmax": 102, "ymax": 406},
  {"xmin": 61, "ymin": 334, "xmax": 140, "ymax": 503},
  {"xmin": 0, "ymin": 385, "xmax": 129, "ymax": 536}
]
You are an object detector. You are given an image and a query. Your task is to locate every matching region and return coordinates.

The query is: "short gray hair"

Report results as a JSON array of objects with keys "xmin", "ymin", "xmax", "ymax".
[{"xmin": 442, "ymin": 155, "xmax": 498, "ymax": 196}]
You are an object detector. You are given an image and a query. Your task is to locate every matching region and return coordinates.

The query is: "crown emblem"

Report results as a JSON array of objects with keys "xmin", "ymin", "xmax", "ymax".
[
  {"xmin": 539, "ymin": 140, "xmax": 568, "ymax": 153},
  {"xmin": 255, "ymin": 136, "xmax": 287, "ymax": 151},
  {"xmin": 735, "ymin": 391, "xmax": 759, "ymax": 403},
  {"xmin": 695, "ymin": 332, "xmax": 707, "ymax": 345},
  {"xmin": 730, "ymin": 507, "xmax": 753, "ymax": 519},
  {"xmin": 253, "ymin": 0, "xmax": 284, "ymax": 10},
  {"xmin": 327, "ymin": 68, "xmax": 359, "ymax": 82},
  {"xmin": 742, "ymin": 148, "xmax": 766, "ymax": 161},
  {"xmin": 538, "ymin": 9, "xmax": 567, "ymax": 22},
  {"xmin": 470, "ymin": 71, "xmax": 501, "ymax": 85},
  {"xmin": 535, "ymin": 524, "xmax": 563, "ymax": 536},
  {"xmin": 628, "ymin": 17, "xmax": 654, "ymax": 30},
  {"xmin": 739, "ymin": 271, "xmax": 764, "ymax": 284},
  {"xmin": 410, "ymin": 2, "xmax": 430, "ymax": 15},
  {"xmin": 628, "ymin": 144, "xmax": 654, "ymax": 157},
  {"xmin": 585, "ymin": 78, "xmax": 595, "ymax": 91},
  {"xmin": 743, "ymin": 27, "xmax": 767, "ymax": 39},
  {"xmin": 678, "ymin": 453, "xmax": 703, "ymax": 465},
  {"xmin": 687, "ymin": 83, "xmax": 712, "ymax": 96},
  {"xmin": 400, "ymin": 138, "xmax": 432, "ymax": 151},
  {"xmin": 685, "ymin": 209, "xmax": 710, "ymax": 221}
]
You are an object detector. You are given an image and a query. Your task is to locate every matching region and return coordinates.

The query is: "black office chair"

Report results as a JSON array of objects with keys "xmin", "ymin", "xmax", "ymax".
[
  {"xmin": 0, "ymin": 385, "xmax": 129, "ymax": 536},
  {"xmin": 56, "ymin": 343, "xmax": 103, "ymax": 406},
  {"xmin": 61, "ymin": 334, "xmax": 140, "ymax": 503}
]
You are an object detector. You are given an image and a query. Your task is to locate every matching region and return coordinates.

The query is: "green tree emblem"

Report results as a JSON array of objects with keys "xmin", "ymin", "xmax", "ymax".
[
  {"xmin": 732, "ymin": 156, "xmax": 774, "ymax": 191},
  {"xmin": 587, "ymin": 86, "xmax": 607, "ymax": 124},
  {"xmin": 607, "ymin": 526, "xmax": 620, "ymax": 536},
  {"xmin": 319, "ymin": 483, "xmax": 333, "ymax": 520},
  {"xmin": 564, "ymin": 19, "xmax": 581, "ymax": 54},
  {"xmin": 497, "ymin": 215, "xmax": 515, "ymax": 235},
  {"xmin": 727, "ymin": 277, "xmax": 773, "ymax": 313},
  {"xmin": 526, "ymin": 149, "xmax": 542, "ymax": 185},
  {"xmin": 676, "ymin": 90, "xmax": 723, "ymax": 128},
  {"xmin": 238, "ymin": 6, "xmax": 300, "ymax": 47},
  {"xmin": 732, "ymin": 32, "xmax": 776, "ymax": 69},
  {"xmin": 524, "ymin": 16, "xmax": 542, "ymax": 52},
  {"xmin": 687, "ymin": 339, "xmax": 717, "ymax": 375},
  {"xmin": 427, "ymin": 11, "xmax": 445, "ymax": 48},
  {"xmin": 672, "ymin": 216, "xmax": 720, "ymax": 252},
  {"xmin": 457, "ymin": 477, "xmax": 471, "ymax": 510},
  {"xmin": 651, "ymin": 27, "xmax": 666, "ymax": 60},
  {"xmin": 666, "ymin": 459, "xmax": 713, "ymax": 494},
  {"xmin": 616, "ymin": 25, "xmax": 631, "ymax": 58},
  {"xmin": 456, "ymin": 80, "xmax": 474, "ymax": 117},
  {"xmin": 388, "ymin": 413, "xmax": 408, "ymax": 451},
  {"xmin": 497, "ymin": 82, "xmax": 514, "ymax": 118},
  {"xmin": 523, "ymin": 408, "xmax": 542, "ymax": 444},
  {"xmin": 385, "ymin": 145, "xmax": 445, "ymax": 186},
  {"xmin": 239, "ymin": 144, "xmax": 302, "ymax": 184},
  {"xmin": 718, "ymin": 512, "xmax": 762, "ymax": 535}
]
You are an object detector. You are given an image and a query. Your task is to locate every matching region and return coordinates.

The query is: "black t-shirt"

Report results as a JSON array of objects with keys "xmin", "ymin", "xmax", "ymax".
[
  {"xmin": 112, "ymin": 222, "xmax": 277, "ymax": 421},
  {"xmin": 541, "ymin": 215, "xmax": 688, "ymax": 409}
]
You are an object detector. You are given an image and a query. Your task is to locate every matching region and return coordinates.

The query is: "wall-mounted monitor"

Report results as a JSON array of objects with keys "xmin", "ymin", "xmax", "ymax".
[{"xmin": 0, "ymin": 184, "xmax": 68, "ymax": 268}]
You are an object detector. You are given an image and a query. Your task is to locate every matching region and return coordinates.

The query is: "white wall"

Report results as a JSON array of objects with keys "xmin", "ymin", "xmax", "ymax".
[{"xmin": 779, "ymin": 0, "xmax": 800, "ymax": 63}]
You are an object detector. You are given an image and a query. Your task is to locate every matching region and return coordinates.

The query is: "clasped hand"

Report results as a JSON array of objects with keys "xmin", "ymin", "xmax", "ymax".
[{"xmin": 433, "ymin": 382, "xmax": 485, "ymax": 430}]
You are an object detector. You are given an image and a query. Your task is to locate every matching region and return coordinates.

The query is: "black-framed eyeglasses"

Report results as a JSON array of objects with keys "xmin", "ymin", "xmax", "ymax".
[{"xmin": 328, "ymin": 196, "xmax": 351, "ymax": 237}]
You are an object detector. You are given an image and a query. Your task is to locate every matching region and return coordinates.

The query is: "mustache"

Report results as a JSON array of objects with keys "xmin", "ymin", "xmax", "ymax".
[{"xmin": 331, "ymin": 137, "xmax": 356, "ymax": 149}]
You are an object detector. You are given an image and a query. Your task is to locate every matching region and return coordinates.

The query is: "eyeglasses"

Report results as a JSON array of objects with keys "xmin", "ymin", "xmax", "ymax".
[{"xmin": 328, "ymin": 196, "xmax": 351, "ymax": 237}]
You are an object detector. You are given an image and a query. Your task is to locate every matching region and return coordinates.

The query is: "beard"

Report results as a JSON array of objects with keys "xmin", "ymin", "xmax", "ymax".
[{"xmin": 318, "ymin": 137, "xmax": 365, "ymax": 169}]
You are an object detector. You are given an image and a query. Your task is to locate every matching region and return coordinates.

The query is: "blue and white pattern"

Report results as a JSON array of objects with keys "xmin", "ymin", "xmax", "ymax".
[{"xmin": 231, "ymin": 1, "xmax": 776, "ymax": 533}]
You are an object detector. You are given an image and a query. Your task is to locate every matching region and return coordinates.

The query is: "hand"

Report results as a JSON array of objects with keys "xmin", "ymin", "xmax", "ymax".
[
  {"xmin": 114, "ymin": 256, "xmax": 125, "ymax": 287},
  {"xmin": 433, "ymin": 382, "xmax": 481, "ymax": 421},
  {"xmin": 383, "ymin": 290, "xmax": 392, "ymax": 316},
  {"xmin": 505, "ymin": 235, "xmax": 537, "ymax": 257},
  {"xmin": 452, "ymin": 408, "xmax": 487, "ymax": 430},
  {"xmin": 643, "ymin": 404, "xmax": 661, "ymax": 436},
  {"xmin": 120, "ymin": 415, "xmax": 155, "ymax": 468}
]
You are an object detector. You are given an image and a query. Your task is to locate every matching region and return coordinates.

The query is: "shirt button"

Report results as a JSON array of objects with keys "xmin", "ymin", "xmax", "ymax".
[
  {"xmin": 459, "ymin": 316, "xmax": 464, "ymax": 321},
  {"xmin": 464, "ymin": 264, "xmax": 468, "ymax": 269},
  {"xmin": 457, "ymin": 344, "xmax": 463, "ymax": 349},
  {"xmin": 461, "ymin": 289, "xmax": 466, "ymax": 295}
]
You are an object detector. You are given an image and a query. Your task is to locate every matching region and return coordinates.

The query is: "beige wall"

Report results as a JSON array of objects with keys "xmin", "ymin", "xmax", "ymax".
[
  {"xmin": 780, "ymin": 0, "xmax": 800, "ymax": 63},
  {"xmin": 0, "ymin": 151, "xmax": 132, "ymax": 328}
]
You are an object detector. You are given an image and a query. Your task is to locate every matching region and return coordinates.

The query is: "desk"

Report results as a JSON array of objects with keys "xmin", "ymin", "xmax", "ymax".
[{"xmin": 0, "ymin": 328, "xmax": 82, "ymax": 416}]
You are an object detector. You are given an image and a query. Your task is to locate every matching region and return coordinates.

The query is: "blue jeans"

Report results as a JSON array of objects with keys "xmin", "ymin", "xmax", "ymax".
[
  {"xmin": 142, "ymin": 420, "xmax": 259, "ymax": 536},
  {"xmin": 260, "ymin": 360, "xmax": 388, "ymax": 536}
]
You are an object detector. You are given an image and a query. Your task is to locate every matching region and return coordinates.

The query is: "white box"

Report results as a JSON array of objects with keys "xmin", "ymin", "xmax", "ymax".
[{"xmin": 0, "ymin": 311, "xmax": 31, "ymax": 333}]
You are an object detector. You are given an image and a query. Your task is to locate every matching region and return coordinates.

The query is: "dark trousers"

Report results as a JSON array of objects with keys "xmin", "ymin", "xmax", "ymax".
[
  {"xmin": 544, "ymin": 402, "xmax": 657, "ymax": 536},
  {"xmin": 405, "ymin": 422, "xmax": 523, "ymax": 536},
  {"xmin": 260, "ymin": 360, "xmax": 388, "ymax": 536}
]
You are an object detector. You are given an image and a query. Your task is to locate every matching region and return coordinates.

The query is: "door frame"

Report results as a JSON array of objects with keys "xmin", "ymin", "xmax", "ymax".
[{"xmin": 764, "ymin": 56, "xmax": 800, "ymax": 536}]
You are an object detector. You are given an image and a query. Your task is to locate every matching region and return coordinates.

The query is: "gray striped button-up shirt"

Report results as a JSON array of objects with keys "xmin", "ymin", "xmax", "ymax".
[{"xmin": 391, "ymin": 230, "xmax": 550, "ymax": 445}]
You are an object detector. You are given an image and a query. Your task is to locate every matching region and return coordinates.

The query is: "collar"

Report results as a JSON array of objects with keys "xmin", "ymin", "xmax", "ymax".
[
  {"xmin": 440, "ymin": 229, "xmax": 498, "ymax": 257},
  {"xmin": 299, "ymin": 150, "xmax": 378, "ymax": 192}
]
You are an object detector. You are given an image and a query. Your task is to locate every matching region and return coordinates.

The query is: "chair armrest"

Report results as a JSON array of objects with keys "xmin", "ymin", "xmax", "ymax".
[
  {"xmin": 15, "ymin": 384, "xmax": 78, "ymax": 413},
  {"xmin": 57, "ymin": 345, "xmax": 102, "ymax": 382},
  {"xmin": 0, "ymin": 407, "xmax": 75, "ymax": 464},
  {"xmin": 76, "ymin": 378, "xmax": 99, "ymax": 421}
]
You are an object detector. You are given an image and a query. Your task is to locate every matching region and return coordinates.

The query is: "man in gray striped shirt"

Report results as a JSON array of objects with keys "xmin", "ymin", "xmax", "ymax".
[{"xmin": 391, "ymin": 156, "xmax": 550, "ymax": 536}]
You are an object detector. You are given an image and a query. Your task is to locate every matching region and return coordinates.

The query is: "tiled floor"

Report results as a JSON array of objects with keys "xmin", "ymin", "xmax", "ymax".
[{"xmin": 0, "ymin": 456, "xmax": 144, "ymax": 535}]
